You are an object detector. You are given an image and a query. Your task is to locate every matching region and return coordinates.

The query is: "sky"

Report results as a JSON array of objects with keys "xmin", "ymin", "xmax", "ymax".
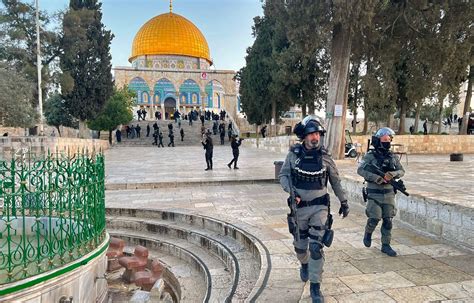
[{"xmin": 40, "ymin": 0, "xmax": 263, "ymax": 71}]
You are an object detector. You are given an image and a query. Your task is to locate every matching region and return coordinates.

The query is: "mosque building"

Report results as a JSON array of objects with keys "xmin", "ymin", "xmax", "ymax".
[{"xmin": 113, "ymin": 3, "xmax": 238, "ymax": 119}]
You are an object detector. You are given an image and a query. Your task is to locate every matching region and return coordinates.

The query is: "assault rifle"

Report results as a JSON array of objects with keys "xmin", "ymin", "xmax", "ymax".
[
  {"xmin": 365, "ymin": 163, "xmax": 409, "ymax": 196},
  {"xmin": 287, "ymin": 175, "xmax": 300, "ymax": 241}
]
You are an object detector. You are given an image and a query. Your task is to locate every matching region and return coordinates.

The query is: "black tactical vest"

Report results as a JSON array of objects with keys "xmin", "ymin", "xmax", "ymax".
[
  {"xmin": 292, "ymin": 146, "xmax": 326, "ymax": 190},
  {"xmin": 371, "ymin": 150, "xmax": 397, "ymax": 172}
]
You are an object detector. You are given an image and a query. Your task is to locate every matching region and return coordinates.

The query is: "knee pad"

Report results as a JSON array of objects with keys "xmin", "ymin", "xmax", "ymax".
[
  {"xmin": 382, "ymin": 217, "xmax": 393, "ymax": 230},
  {"xmin": 309, "ymin": 242, "xmax": 323, "ymax": 260},
  {"xmin": 367, "ymin": 218, "xmax": 380, "ymax": 229}
]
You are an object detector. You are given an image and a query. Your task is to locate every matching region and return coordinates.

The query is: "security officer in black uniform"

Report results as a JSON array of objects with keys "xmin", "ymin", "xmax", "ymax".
[
  {"xmin": 279, "ymin": 116, "xmax": 349, "ymax": 303},
  {"xmin": 357, "ymin": 127, "xmax": 405, "ymax": 256}
]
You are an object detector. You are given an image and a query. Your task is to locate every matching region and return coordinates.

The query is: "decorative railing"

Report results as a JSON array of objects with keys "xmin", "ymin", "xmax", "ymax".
[{"xmin": 0, "ymin": 149, "xmax": 106, "ymax": 284}]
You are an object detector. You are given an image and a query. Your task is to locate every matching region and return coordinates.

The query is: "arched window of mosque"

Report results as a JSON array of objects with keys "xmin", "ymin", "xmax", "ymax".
[
  {"xmin": 143, "ymin": 93, "xmax": 149, "ymax": 103},
  {"xmin": 137, "ymin": 91, "xmax": 142, "ymax": 103},
  {"xmin": 155, "ymin": 94, "xmax": 160, "ymax": 104},
  {"xmin": 192, "ymin": 94, "xmax": 197, "ymax": 104},
  {"xmin": 181, "ymin": 95, "xmax": 186, "ymax": 103}
]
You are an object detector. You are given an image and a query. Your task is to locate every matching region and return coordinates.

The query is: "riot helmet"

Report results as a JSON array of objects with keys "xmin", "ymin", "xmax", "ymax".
[
  {"xmin": 293, "ymin": 115, "xmax": 326, "ymax": 140},
  {"xmin": 371, "ymin": 127, "xmax": 395, "ymax": 151}
]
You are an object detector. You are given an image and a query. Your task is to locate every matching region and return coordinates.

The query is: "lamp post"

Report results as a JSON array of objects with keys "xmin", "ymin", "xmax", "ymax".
[{"xmin": 35, "ymin": 0, "xmax": 44, "ymax": 136}]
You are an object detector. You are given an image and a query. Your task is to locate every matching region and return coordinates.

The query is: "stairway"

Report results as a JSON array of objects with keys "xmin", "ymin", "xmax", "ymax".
[
  {"xmin": 118, "ymin": 119, "xmax": 231, "ymax": 147},
  {"xmin": 106, "ymin": 208, "xmax": 271, "ymax": 303}
]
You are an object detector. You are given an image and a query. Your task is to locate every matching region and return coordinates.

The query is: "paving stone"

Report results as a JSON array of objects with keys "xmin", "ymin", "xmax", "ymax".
[
  {"xmin": 270, "ymin": 254, "xmax": 300, "ymax": 269},
  {"xmin": 261, "ymin": 240, "xmax": 294, "ymax": 254},
  {"xmin": 383, "ymin": 286, "xmax": 447, "ymax": 302},
  {"xmin": 428, "ymin": 280, "xmax": 474, "ymax": 299},
  {"xmin": 339, "ymin": 271, "xmax": 415, "ymax": 292},
  {"xmin": 412, "ymin": 244, "xmax": 468, "ymax": 258},
  {"xmin": 396, "ymin": 265, "xmax": 473, "ymax": 286},
  {"xmin": 342, "ymin": 247, "xmax": 388, "ymax": 261},
  {"xmin": 397, "ymin": 253, "xmax": 446, "ymax": 269},
  {"xmin": 333, "ymin": 291, "xmax": 396, "ymax": 303},
  {"xmin": 323, "ymin": 261, "xmax": 363, "ymax": 278},
  {"xmin": 256, "ymin": 287, "xmax": 302, "ymax": 302},
  {"xmin": 350, "ymin": 257, "xmax": 414, "ymax": 274},
  {"xmin": 436, "ymin": 255, "xmax": 474, "ymax": 275},
  {"xmin": 194, "ymin": 202, "xmax": 214, "ymax": 208},
  {"xmin": 320, "ymin": 278, "xmax": 353, "ymax": 296},
  {"xmin": 325, "ymin": 250, "xmax": 352, "ymax": 262}
]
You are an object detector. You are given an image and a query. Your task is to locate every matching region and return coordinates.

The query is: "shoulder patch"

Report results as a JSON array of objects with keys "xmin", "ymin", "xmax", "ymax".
[{"xmin": 290, "ymin": 143, "xmax": 303, "ymax": 155}]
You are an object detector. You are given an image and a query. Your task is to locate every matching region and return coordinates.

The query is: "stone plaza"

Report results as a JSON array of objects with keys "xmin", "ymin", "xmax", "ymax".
[{"xmin": 104, "ymin": 144, "xmax": 474, "ymax": 302}]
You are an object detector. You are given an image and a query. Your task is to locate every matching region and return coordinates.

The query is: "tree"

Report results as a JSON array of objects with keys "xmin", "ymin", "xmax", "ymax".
[
  {"xmin": 0, "ymin": 0, "xmax": 61, "ymax": 104},
  {"xmin": 0, "ymin": 64, "xmax": 38, "ymax": 127},
  {"xmin": 60, "ymin": 0, "xmax": 114, "ymax": 137},
  {"xmin": 44, "ymin": 94, "xmax": 77, "ymax": 136},
  {"xmin": 88, "ymin": 87, "xmax": 134, "ymax": 144},
  {"xmin": 362, "ymin": 0, "xmax": 473, "ymax": 134},
  {"xmin": 273, "ymin": 1, "xmax": 331, "ymax": 116},
  {"xmin": 237, "ymin": 3, "xmax": 291, "ymax": 128}
]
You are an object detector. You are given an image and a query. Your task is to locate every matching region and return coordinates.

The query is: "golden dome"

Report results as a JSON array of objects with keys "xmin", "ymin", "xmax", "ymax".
[{"xmin": 129, "ymin": 12, "xmax": 211, "ymax": 64}]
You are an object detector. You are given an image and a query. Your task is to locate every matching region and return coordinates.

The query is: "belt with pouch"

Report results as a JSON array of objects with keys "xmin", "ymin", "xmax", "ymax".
[
  {"xmin": 367, "ymin": 188, "xmax": 393, "ymax": 194},
  {"xmin": 297, "ymin": 193, "xmax": 329, "ymax": 208}
]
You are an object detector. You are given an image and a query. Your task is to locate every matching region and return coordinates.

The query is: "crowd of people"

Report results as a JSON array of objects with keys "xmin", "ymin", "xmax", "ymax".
[{"xmin": 117, "ymin": 108, "xmax": 243, "ymax": 170}]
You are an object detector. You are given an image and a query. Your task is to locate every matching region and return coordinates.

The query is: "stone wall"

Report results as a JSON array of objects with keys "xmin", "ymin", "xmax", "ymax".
[
  {"xmin": 340, "ymin": 177, "xmax": 474, "ymax": 252},
  {"xmin": 241, "ymin": 136, "xmax": 298, "ymax": 154},
  {"xmin": 243, "ymin": 135, "xmax": 474, "ymax": 155},
  {"xmin": 0, "ymin": 137, "xmax": 110, "ymax": 159},
  {"xmin": 351, "ymin": 134, "xmax": 474, "ymax": 154},
  {"xmin": 0, "ymin": 237, "xmax": 109, "ymax": 303},
  {"xmin": 0, "ymin": 125, "xmax": 79, "ymax": 138}
]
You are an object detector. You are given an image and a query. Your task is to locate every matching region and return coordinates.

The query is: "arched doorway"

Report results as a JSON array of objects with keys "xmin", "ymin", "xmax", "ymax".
[{"xmin": 164, "ymin": 97, "xmax": 177, "ymax": 120}]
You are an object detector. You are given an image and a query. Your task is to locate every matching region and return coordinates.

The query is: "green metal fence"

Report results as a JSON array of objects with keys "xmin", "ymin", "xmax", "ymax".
[{"xmin": 0, "ymin": 149, "xmax": 106, "ymax": 285}]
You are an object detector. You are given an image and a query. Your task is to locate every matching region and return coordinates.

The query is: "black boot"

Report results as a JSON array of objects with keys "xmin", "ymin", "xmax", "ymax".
[
  {"xmin": 381, "ymin": 244, "xmax": 397, "ymax": 257},
  {"xmin": 310, "ymin": 283, "xmax": 324, "ymax": 303},
  {"xmin": 300, "ymin": 263, "xmax": 308, "ymax": 282},
  {"xmin": 363, "ymin": 232, "xmax": 372, "ymax": 247}
]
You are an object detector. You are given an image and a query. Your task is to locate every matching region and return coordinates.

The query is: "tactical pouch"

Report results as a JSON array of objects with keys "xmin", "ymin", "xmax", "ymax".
[
  {"xmin": 287, "ymin": 214, "xmax": 296, "ymax": 235},
  {"xmin": 327, "ymin": 213, "xmax": 333, "ymax": 230},
  {"xmin": 322, "ymin": 229, "xmax": 334, "ymax": 247},
  {"xmin": 362, "ymin": 187, "xmax": 368, "ymax": 202}
]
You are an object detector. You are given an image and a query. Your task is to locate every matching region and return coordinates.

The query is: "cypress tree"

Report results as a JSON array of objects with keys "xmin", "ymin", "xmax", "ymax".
[{"xmin": 60, "ymin": 0, "xmax": 114, "ymax": 136}]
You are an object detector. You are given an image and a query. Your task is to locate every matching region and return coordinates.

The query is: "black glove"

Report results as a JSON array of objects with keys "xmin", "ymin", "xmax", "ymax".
[{"xmin": 339, "ymin": 200, "xmax": 349, "ymax": 218}]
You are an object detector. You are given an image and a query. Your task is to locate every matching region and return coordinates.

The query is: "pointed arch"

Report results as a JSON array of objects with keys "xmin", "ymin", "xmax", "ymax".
[
  {"xmin": 154, "ymin": 78, "xmax": 176, "ymax": 105},
  {"xmin": 205, "ymin": 80, "xmax": 225, "ymax": 109},
  {"xmin": 128, "ymin": 77, "xmax": 150, "ymax": 105},
  {"xmin": 179, "ymin": 79, "xmax": 201, "ymax": 105}
]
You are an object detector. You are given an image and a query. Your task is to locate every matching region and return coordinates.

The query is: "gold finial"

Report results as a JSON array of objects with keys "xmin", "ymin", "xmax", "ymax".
[{"xmin": 170, "ymin": 0, "xmax": 172, "ymax": 13}]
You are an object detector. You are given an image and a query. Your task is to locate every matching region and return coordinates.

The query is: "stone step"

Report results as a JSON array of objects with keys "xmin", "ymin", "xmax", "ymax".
[
  {"xmin": 105, "ymin": 178, "xmax": 276, "ymax": 191},
  {"xmin": 120, "ymin": 241, "xmax": 208, "ymax": 303},
  {"xmin": 107, "ymin": 222, "xmax": 241, "ymax": 302},
  {"xmin": 119, "ymin": 119, "xmax": 230, "ymax": 147},
  {"xmin": 106, "ymin": 208, "xmax": 271, "ymax": 302}
]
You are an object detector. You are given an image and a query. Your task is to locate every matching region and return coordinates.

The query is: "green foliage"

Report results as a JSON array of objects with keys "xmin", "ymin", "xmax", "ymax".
[
  {"xmin": 0, "ymin": 64, "xmax": 38, "ymax": 127},
  {"xmin": 0, "ymin": 0, "xmax": 62, "ymax": 104},
  {"xmin": 88, "ymin": 87, "xmax": 134, "ymax": 132},
  {"xmin": 44, "ymin": 94, "xmax": 77, "ymax": 135},
  {"xmin": 60, "ymin": 0, "xmax": 114, "ymax": 122},
  {"xmin": 360, "ymin": 1, "xmax": 472, "ymax": 130},
  {"xmin": 237, "ymin": 3, "xmax": 290, "ymax": 125}
]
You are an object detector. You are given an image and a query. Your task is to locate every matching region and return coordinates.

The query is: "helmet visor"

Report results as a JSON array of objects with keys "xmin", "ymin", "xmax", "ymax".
[
  {"xmin": 375, "ymin": 127, "xmax": 395, "ymax": 138},
  {"xmin": 301, "ymin": 115, "xmax": 324, "ymax": 127}
]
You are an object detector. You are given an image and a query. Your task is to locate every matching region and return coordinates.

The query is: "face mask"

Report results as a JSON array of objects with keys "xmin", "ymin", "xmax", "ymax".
[{"xmin": 381, "ymin": 142, "xmax": 391, "ymax": 150}]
